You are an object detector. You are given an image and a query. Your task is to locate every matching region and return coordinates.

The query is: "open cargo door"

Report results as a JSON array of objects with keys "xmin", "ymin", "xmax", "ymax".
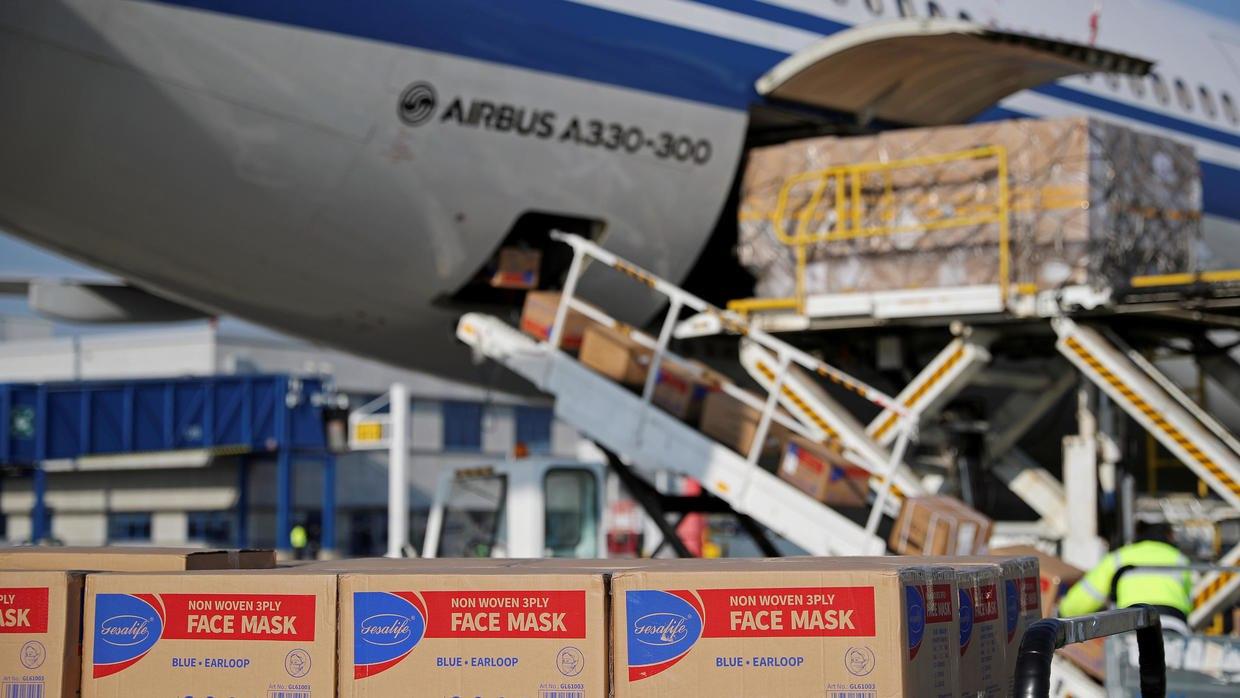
[{"xmin": 756, "ymin": 18, "xmax": 1152, "ymax": 126}]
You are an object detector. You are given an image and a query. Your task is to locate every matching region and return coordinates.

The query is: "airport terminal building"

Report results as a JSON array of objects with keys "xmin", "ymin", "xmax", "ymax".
[{"xmin": 0, "ymin": 318, "xmax": 586, "ymax": 555}]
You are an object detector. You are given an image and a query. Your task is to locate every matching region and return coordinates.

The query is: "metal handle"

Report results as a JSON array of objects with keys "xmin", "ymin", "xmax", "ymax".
[{"xmin": 1014, "ymin": 605, "xmax": 1165, "ymax": 698}]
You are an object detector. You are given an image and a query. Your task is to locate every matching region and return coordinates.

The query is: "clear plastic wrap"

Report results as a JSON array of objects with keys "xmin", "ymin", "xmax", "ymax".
[{"xmin": 738, "ymin": 117, "xmax": 1201, "ymax": 297}]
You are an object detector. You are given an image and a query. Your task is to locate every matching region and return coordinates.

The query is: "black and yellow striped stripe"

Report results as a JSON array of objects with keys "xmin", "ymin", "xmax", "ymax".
[
  {"xmin": 1064, "ymin": 337, "xmax": 1240, "ymax": 499},
  {"xmin": 1193, "ymin": 571, "xmax": 1237, "ymax": 607},
  {"xmin": 871, "ymin": 346, "xmax": 967, "ymax": 441}
]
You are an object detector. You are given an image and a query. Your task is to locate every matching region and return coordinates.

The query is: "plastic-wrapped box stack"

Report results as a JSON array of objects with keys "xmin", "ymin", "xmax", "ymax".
[{"xmin": 738, "ymin": 116, "xmax": 1201, "ymax": 299}]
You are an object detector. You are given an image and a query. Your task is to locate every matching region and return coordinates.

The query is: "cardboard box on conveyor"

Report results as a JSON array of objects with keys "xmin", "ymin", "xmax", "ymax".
[{"xmin": 738, "ymin": 116, "xmax": 1201, "ymax": 299}]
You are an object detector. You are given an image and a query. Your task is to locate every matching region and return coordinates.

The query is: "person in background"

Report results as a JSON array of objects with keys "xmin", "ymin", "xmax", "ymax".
[
  {"xmin": 290, "ymin": 521, "xmax": 309, "ymax": 560},
  {"xmin": 1060, "ymin": 520, "xmax": 1193, "ymax": 634}
]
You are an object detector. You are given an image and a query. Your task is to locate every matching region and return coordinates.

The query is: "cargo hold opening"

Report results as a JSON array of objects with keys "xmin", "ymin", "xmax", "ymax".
[{"xmin": 443, "ymin": 212, "xmax": 604, "ymax": 309}]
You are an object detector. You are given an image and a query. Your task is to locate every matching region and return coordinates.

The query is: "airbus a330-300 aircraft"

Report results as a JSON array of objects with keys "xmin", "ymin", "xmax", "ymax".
[{"xmin": 1, "ymin": 0, "xmax": 1237, "ymax": 380}]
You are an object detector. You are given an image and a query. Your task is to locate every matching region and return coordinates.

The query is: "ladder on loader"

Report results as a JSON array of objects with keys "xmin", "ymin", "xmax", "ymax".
[
  {"xmin": 457, "ymin": 233, "xmax": 920, "ymax": 556},
  {"xmin": 1053, "ymin": 317, "xmax": 1240, "ymax": 628}
]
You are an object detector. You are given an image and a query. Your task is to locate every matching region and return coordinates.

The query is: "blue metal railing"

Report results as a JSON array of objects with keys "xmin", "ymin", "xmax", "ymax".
[{"xmin": 0, "ymin": 374, "xmax": 336, "ymax": 551}]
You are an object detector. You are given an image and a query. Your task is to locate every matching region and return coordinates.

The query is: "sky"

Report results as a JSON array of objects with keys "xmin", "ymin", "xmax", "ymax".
[
  {"xmin": 1, "ymin": 0, "xmax": 1237, "ymax": 318},
  {"xmin": 1172, "ymin": 0, "xmax": 1240, "ymax": 21}
]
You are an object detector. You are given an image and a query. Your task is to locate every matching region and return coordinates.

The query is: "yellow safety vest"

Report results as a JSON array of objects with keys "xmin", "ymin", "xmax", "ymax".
[
  {"xmin": 290, "ymin": 525, "xmax": 308, "ymax": 549},
  {"xmin": 1060, "ymin": 540, "xmax": 1192, "ymax": 617}
]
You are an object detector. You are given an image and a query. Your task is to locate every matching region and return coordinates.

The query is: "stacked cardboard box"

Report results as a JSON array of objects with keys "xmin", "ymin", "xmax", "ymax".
[
  {"xmin": 889, "ymin": 496, "xmax": 994, "ymax": 556},
  {"xmin": 82, "ymin": 569, "xmax": 337, "ymax": 698},
  {"xmin": 490, "ymin": 247, "xmax": 541, "ymax": 289},
  {"xmin": 339, "ymin": 564, "xmax": 608, "ymax": 697},
  {"xmin": 739, "ymin": 116, "xmax": 1201, "ymax": 298},
  {"xmin": 651, "ymin": 361, "xmax": 722, "ymax": 423},
  {"xmin": 778, "ymin": 436, "xmax": 870, "ymax": 507},
  {"xmin": 611, "ymin": 558, "xmax": 961, "ymax": 697},
  {"xmin": 0, "ymin": 547, "xmax": 274, "ymax": 698},
  {"xmin": 519, "ymin": 290, "xmax": 597, "ymax": 350},
  {"xmin": 0, "ymin": 570, "xmax": 83, "ymax": 698},
  {"xmin": 990, "ymin": 545, "xmax": 1084, "ymax": 616},
  {"xmin": 699, "ymin": 391, "xmax": 793, "ymax": 462},
  {"xmin": 579, "ymin": 324, "xmax": 723, "ymax": 424},
  {"xmin": 580, "ymin": 323, "xmax": 652, "ymax": 385},
  {"xmin": 0, "ymin": 549, "xmax": 1048, "ymax": 698}
]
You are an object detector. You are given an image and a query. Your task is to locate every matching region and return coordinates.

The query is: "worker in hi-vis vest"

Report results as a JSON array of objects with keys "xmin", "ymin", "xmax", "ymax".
[
  {"xmin": 1060, "ymin": 520, "xmax": 1193, "ymax": 634},
  {"xmin": 290, "ymin": 522, "xmax": 309, "ymax": 559}
]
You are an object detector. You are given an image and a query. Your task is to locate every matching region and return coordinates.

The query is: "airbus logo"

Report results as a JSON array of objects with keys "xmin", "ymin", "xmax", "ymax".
[
  {"xmin": 398, "ymin": 82, "xmax": 437, "ymax": 126},
  {"xmin": 632, "ymin": 613, "xmax": 689, "ymax": 646}
]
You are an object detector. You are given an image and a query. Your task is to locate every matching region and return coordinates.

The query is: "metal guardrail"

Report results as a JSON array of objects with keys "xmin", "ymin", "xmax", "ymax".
[
  {"xmin": 1016, "ymin": 605, "xmax": 1165, "ymax": 698},
  {"xmin": 545, "ymin": 231, "xmax": 916, "ymax": 535}
]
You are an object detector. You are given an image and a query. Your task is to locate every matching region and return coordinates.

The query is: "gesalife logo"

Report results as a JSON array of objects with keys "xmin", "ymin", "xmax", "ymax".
[
  {"xmin": 353, "ymin": 592, "xmax": 426, "ymax": 679},
  {"xmin": 99, "ymin": 616, "xmax": 152, "ymax": 646},
  {"xmin": 905, "ymin": 586, "xmax": 926, "ymax": 660},
  {"xmin": 93, "ymin": 594, "xmax": 164, "ymax": 678},
  {"xmin": 626, "ymin": 591, "xmax": 703, "ymax": 682},
  {"xmin": 360, "ymin": 614, "xmax": 413, "ymax": 646},
  {"xmin": 398, "ymin": 82, "xmax": 437, "ymax": 126},
  {"xmin": 958, "ymin": 588, "xmax": 975, "ymax": 657},
  {"xmin": 632, "ymin": 613, "xmax": 689, "ymax": 646}
]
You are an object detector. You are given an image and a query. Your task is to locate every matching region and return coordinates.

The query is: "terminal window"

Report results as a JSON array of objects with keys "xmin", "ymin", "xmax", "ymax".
[
  {"xmin": 187, "ymin": 510, "xmax": 233, "ymax": 546},
  {"xmin": 107, "ymin": 511, "xmax": 152, "ymax": 542},
  {"xmin": 515, "ymin": 406, "xmax": 553, "ymax": 454},
  {"xmin": 442, "ymin": 401, "xmax": 483, "ymax": 451}
]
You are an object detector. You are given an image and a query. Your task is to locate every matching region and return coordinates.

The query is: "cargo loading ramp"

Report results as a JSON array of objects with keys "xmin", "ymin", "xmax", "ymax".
[
  {"xmin": 456, "ymin": 233, "xmax": 922, "ymax": 556},
  {"xmin": 1054, "ymin": 317, "xmax": 1240, "ymax": 628}
]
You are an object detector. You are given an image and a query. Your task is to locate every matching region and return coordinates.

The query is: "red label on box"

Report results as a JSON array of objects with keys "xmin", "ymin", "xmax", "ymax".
[
  {"xmin": 923, "ymin": 583, "xmax": 955, "ymax": 624},
  {"xmin": 974, "ymin": 584, "xmax": 1000, "ymax": 623},
  {"xmin": 159, "ymin": 594, "xmax": 316, "ymax": 641},
  {"xmin": 0, "ymin": 588, "xmax": 49, "ymax": 634},
  {"xmin": 1022, "ymin": 577, "xmax": 1041, "ymax": 612},
  {"xmin": 422, "ymin": 590, "xmax": 586, "ymax": 639},
  {"xmin": 694, "ymin": 587, "xmax": 875, "ymax": 638}
]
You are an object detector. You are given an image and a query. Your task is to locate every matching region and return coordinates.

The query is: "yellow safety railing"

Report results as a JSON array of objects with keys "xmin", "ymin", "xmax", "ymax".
[{"xmin": 731, "ymin": 145, "xmax": 1013, "ymax": 314}]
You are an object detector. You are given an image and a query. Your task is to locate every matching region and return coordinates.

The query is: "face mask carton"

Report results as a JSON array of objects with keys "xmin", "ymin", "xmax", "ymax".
[
  {"xmin": 82, "ymin": 570, "xmax": 336, "ymax": 698},
  {"xmin": 0, "ymin": 570, "xmax": 83, "ymax": 698},
  {"xmin": 611, "ymin": 559, "xmax": 950, "ymax": 698},
  {"xmin": 950, "ymin": 564, "xmax": 1005, "ymax": 698},
  {"xmin": 339, "ymin": 565, "xmax": 608, "ymax": 698},
  {"xmin": 0, "ymin": 547, "xmax": 275, "ymax": 572}
]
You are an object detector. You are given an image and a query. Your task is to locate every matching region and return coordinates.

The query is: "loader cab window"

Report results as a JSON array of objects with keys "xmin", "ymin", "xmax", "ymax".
[
  {"xmin": 543, "ymin": 468, "xmax": 598, "ymax": 558},
  {"xmin": 437, "ymin": 472, "xmax": 507, "ymax": 557}
]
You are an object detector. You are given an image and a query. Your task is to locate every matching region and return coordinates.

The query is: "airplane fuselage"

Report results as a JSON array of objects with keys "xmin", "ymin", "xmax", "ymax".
[{"xmin": 1, "ymin": 0, "xmax": 1237, "ymax": 378}]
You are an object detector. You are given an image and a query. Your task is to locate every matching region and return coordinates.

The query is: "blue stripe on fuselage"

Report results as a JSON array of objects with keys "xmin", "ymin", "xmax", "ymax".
[
  {"xmin": 145, "ymin": 0, "xmax": 779, "ymax": 110},
  {"xmin": 147, "ymin": 0, "xmax": 1240, "ymax": 220}
]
